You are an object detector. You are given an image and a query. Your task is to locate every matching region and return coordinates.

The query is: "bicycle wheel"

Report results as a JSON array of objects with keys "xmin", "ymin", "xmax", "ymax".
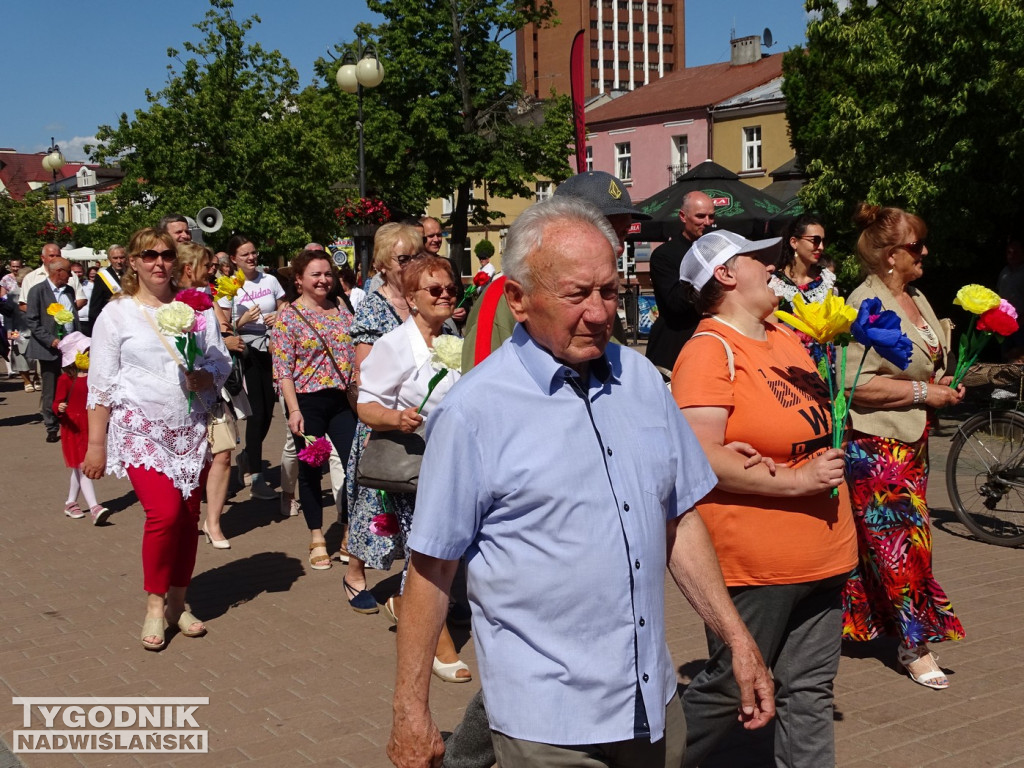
[{"xmin": 946, "ymin": 410, "xmax": 1024, "ymax": 546}]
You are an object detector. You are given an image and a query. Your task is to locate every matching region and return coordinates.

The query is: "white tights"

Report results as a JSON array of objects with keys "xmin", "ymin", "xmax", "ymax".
[{"xmin": 67, "ymin": 468, "xmax": 99, "ymax": 509}]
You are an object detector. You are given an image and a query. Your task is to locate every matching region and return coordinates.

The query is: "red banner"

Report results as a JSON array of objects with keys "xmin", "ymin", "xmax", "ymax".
[{"xmin": 570, "ymin": 30, "xmax": 587, "ymax": 174}]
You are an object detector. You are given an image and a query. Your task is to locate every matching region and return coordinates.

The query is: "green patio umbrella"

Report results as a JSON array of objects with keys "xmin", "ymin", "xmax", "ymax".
[{"xmin": 628, "ymin": 160, "xmax": 785, "ymax": 242}]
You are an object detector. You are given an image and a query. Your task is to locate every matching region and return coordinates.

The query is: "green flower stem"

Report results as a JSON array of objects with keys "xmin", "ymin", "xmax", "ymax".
[{"xmin": 417, "ymin": 368, "xmax": 449, "ymax": 414}]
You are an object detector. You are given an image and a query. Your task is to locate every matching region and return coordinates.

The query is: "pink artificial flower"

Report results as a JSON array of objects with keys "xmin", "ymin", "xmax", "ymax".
[
  {"xmin": 191, "ymin": 312, "xmax": 207, "ymax": 333},
  {"xmin": 370, "ymin": 513, "xmax": 400, "ymax": 537},
  {"xmin": 175, "ymin": 288, "xmax": 213, "ymax": 313},
  {"xmin": 297, "ymin": 435, "xmax": 332, "ymax": 467}
]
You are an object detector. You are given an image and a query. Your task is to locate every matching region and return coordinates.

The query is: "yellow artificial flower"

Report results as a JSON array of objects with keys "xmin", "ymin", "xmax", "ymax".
[
  {"xmin": 46, "ymin": 303, "xmax": 64, "ymax": 317},
  {"xmin": 953, "ymin": 284, "xmax": 1001, "ymax": 315},
  {"xmin": 53, "ymin": 309, "xmax": 74, "ymax": 325},
  {"xmin": 774, "ymin": 294, "xmax": 856, "ymax": 344},
  {"xmin": 213, "ymin": 274, "xmax": 242, "ymax": 301},
  {"xmin": 234, "ymin": 269, "xmax": 247, "ymax": 284},
  {"xmin": 75, "ymin": 351, "xmax": 90, "ymax": 371}
]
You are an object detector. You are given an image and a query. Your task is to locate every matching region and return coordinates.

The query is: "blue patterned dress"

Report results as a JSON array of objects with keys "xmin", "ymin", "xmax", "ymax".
[{"xmin": 345, "ymin": 291, "xmax": 413, "ymax": 570}]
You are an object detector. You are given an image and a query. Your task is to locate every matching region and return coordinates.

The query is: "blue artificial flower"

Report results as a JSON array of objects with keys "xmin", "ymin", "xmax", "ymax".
[{"xmin": 851, "ymin": 297, "xmax": 913, "ymax": 370}]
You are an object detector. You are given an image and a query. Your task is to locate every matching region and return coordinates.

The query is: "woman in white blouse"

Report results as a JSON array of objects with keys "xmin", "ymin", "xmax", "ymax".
[
  {"xmin": 356, "ymin": 255, "xmax": 470, "ymax": 683},
  {"xmin": 84, "ymin": 227, "xmax": 230, "ymax": 651}
]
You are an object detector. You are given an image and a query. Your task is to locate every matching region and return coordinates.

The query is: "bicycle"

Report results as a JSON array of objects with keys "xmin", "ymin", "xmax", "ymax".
[{"xmin": 945, "ymin": 365, "xmax": 1024, "ymax": 547}]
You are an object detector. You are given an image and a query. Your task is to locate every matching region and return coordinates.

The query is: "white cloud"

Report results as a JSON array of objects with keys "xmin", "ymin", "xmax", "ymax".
[{"xmin": 56, "ymin": 135, "xmax": 98, "ymax": 162}]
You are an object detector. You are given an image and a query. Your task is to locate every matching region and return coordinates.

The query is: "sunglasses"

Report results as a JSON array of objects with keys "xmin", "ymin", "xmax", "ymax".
[
  {"xmin": 894, "ymin": 240, "xmax": 927, "ymax": 257},
  {"xmin": 396, "ymin": 253, "xmax": 422, "ymax": 266},
  {"xmin": 419, "ymin": 284, "xmax": 458, "ymax": 298},
  {"xmin": 137, "ymin": 249, "xmax": 177, "ymax": 264},
  {"xmin": 797, "ymin": 235, "xmax": 826, "ymax": 248}
]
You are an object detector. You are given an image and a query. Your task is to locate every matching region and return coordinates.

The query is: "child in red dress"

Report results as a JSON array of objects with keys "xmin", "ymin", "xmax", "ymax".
[{"xmin": 54, "ymin": 332, "xmax": 110, "ymax": 524}]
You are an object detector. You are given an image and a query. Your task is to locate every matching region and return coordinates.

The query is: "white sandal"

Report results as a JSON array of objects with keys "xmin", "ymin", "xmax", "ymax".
[
  {"xmin": 898, "ymin": 645, "xmax": 948, "ymax": 689},
  {"xmin": 432, "ymin": 657, "xmax": 472, "ymax": 684}
]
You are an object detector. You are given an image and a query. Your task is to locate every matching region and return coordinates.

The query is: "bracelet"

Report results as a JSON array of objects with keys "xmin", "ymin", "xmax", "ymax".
[
  {"xmin": 921, "ymin": 382, "xmax": 928, "ymax": 404},
  {"xmin": 911, "ymin": 381, "xmax": 920, "ymax": 404}
]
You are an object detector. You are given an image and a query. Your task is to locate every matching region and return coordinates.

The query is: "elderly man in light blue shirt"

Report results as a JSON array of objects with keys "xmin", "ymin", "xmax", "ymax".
[{"xmin": 387, "ymin": 197, "xmax": 774, "ymax": 768}]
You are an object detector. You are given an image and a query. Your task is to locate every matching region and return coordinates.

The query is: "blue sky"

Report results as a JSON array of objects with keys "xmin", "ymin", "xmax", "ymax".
[{"xmin": 1, "ymin": 0, "xmax": 810, "ymax": 161}]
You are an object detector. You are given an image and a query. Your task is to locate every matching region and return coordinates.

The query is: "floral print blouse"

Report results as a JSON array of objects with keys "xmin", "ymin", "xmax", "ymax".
[{"xmin": 270, "ymin": 301, "xmax": 355, "ymax": 394}]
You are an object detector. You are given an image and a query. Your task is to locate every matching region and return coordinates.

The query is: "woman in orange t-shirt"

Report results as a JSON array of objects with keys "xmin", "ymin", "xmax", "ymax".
[{"xmin": 670, "ymin": 230, "xmax": 857, "ymax": 768}]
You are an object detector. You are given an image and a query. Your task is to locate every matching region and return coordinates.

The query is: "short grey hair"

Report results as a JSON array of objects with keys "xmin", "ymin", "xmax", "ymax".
[
  {"xmin": 107, "ymin": 244, "xmax": 126, "ymax": 256},
  {"xmin": 503, "ymin": 197, "xmax": 618, "ymax": 292}
]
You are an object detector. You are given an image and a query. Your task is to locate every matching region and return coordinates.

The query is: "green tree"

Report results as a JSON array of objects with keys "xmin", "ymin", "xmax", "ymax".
[
  {"xmin": 784, "ymin": 0, "xmax": 1024, "ymax": 283},
  {"xmin": 0, "ymin": 191, "xmax": 53, "ymax": 265},
  {"xmin": 329, "ymin": 0, "xmax": 574, "ymax": 273},
  {"xmin": 85, "ymin": 0, "xmax": 355, "ymax": 258}
]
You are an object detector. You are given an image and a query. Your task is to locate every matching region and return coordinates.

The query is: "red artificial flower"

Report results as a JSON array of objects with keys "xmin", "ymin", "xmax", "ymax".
[
  {"xmin": 977, "ymin": 306, "xmax": 1019, "ymax": 336},
  {"xmin": 472, "ymin": 271, "xmax": 490, "ymax": 287},
  {"xmin": 370, "ymin": 513, "xmax": 400, "ymax": 537},
  {"xmin": 297, "ymin": 435, "xmax": 332, "ymax": 467},
  {"xmin": 175, "ymin": 288, "xmax": 213, "ymax": 313}
]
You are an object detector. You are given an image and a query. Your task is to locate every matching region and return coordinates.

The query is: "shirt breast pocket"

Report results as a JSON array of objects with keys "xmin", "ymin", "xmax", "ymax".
[{"xmin": 631, "ymin": 425, "xmax": 675, "ymax": 502}]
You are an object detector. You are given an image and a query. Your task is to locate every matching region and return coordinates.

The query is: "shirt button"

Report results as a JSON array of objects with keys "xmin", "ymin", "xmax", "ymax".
[
  {"xmin": 607, "ymin": 447, "xmax": 613, "ymax": 456},
  {"xmin": 623, "ymin": 502, "xmax": 630, "ymax": 512},
  {"xmin": 639, "ymin": 617, "xmax": 645, "ymax": 627},
  {"xmin": 634, "ymin": 560, "xmax": 640, "ymax": 570},
  {"xmin": 642, "ymin": 673, "xmax": 649, "ymax": 682}
]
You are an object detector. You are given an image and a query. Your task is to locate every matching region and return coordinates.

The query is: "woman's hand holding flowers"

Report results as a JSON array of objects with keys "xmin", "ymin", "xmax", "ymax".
[
  {"xmin": 396, "ymin": 407, "xmax": 424, "ymax": 434},
  {"xmin": 793, "ymin": 448, "xmax": 846, "ymax": 495}
]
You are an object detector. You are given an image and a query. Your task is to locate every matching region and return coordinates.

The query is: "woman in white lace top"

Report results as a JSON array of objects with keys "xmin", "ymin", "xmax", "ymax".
[{"xmin": 84, "ymin": 227, "xmax": 230, "ymax": 651}]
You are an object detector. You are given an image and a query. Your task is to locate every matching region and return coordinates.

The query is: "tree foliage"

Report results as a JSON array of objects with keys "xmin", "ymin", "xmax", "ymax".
[
  {"xmin": 0, "ymin": 191, "xmax": 53, "ymax": 264},
  {"xmin": 86, "ymin": 0, "xmax": 354, "ymax": 258},
  {"xmin": 327, "ymin": 0, "xmax": 574, "ymax": 272},
  {"xmin": 784, "ymin": 0, "xmax": 1024, "ymax": 282}
]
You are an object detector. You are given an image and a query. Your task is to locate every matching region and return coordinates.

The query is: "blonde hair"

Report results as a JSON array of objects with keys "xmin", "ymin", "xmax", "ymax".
[
  {"xmin": 119, "ymin": 228, "xmax": 177, "ymax": 297},
  {"xmin": 853, "ymin": 202, "xmax": 927, "ymax": 275},
  {"xmin": 172, "ymin": 242, "xmax": 213, "ymax": 288},
  {"xmin": 372, "ymin": 223, "xmax": 422, "ymax": 274}
]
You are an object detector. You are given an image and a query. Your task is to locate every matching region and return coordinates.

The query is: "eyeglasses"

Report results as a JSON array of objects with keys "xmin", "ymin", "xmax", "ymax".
[
  {"xmin": 396, "ymin": 253, "xmax": 422, "ymax": 266},
  {"xmin": 894, "ymin": 240, "xmax": 927, "ymax": 256},
  {"xmin": 797, "ymin": 235, "xmax": 825, "ymax": 248},
  {"xmin": 137, "ymin": 250, "xmax": 178, "ymax": 264},
  {"xmin": 419, "ymin": 284, "xmax": 458, "ymax": 298}
]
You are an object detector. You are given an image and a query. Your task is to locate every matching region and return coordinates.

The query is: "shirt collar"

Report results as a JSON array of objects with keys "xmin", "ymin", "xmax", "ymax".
[
  {"xmin": 510, "ymin": 324, "xmax": 620, "ymax": 395},
  {"xmin": 47, "ymin": 278, "xmax": 67, "ymax": 294}
]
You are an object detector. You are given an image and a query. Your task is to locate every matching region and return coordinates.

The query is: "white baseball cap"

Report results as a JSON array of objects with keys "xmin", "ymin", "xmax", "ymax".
[{"xmin": 680, "ymin": 230, "xmax": 782, "ymax": 290}]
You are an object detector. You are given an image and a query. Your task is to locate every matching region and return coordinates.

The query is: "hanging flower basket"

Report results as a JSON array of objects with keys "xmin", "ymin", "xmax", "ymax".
[{"xmin": 335, "ymin": 197, "xmax": 390, "ymax": 236}]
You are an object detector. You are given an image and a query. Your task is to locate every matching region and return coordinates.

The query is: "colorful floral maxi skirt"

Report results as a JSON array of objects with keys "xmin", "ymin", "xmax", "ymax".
[{"xmin": 842, "ymin": 431, "xmax": 965, "ymax": 648}]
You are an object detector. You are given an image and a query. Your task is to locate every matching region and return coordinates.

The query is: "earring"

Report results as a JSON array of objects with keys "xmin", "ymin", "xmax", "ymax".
[{"xmin": 887, "ymin": 267, "xmax": 894, "ymax": 275}]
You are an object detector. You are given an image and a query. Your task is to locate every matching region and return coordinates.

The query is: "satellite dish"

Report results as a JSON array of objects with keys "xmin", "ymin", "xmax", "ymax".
[{"xmin": 763, "ymin": 27, "xmax": 774, "ymax": 48}]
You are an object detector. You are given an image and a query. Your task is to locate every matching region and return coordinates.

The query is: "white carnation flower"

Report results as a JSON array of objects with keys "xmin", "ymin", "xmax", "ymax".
[
  {"xmin": 431, "ymin": 335, "xmax": 464, "ymax": 372},
  {"xmin": 155, "ymin": 301, "xmax": 196, "ymax": 336}
]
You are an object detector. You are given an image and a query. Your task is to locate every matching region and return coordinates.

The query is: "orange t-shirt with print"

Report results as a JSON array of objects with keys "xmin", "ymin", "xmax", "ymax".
[{"xmin": 672, "ymin": 317, "xmax": 857, "ymax": 587}]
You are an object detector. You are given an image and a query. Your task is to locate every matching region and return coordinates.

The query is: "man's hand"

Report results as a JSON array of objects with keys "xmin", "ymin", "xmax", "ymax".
[
  {"xmin": 387, "ymin": 709, "xmax": 445, "ymax": 768},
  {"xmin": 729, "ymin": 637, "xmax": 775, "ymax": 729}
]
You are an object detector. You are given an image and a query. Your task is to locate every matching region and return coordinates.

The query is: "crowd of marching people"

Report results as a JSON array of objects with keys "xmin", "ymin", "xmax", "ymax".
[{"xmin": 3, "ymin": 171, "xmax": 1006, "ymax": 767}]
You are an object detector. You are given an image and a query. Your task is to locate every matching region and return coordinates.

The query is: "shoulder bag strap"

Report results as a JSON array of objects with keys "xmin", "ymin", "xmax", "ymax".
[
  {"xmin": 690, "ymin": 331, "xmax": 735, "ymax": 381},
  {"xmin": 474, "ymin": 275, "xmax": 507, "ymax": 366}
]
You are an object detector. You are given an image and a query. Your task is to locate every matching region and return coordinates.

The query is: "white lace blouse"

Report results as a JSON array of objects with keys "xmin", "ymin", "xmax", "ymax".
[{"xmin": 87, "ymin": 297, "xmax": 231, "ymax": 496}]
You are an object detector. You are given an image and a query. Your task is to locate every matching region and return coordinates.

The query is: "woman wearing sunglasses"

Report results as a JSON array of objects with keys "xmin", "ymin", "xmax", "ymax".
[
  {"xmin": 83, "ymin": 228, "xmax": 230, "ymax": 650},
  {"xmin": 342, "ymin": 223, "xmax": 424, "ymax": 611},
  {"xmin": 356, "ymin": 254, "xmax": 470, "ymax": 683},
  {"xmin": 841, "ymin": 203, "xmax": 965, "ymax": 689}
]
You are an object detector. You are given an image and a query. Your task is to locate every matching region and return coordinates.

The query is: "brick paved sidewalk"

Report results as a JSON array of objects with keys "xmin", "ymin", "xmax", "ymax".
[{"xmin": 1, "ymin": 376, "xmax": 1022, "ymax": 767}]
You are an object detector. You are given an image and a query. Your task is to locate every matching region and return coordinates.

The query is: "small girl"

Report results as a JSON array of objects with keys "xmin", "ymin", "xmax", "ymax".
[{"xmin": 54, "ymin": 332, "xmax": 110, "ymax": 524}]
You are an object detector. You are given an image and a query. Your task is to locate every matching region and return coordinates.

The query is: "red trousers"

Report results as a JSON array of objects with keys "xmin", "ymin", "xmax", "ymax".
[{"xmin": 126, "ymin": 465, "xmax": 206, "ymax": 594}]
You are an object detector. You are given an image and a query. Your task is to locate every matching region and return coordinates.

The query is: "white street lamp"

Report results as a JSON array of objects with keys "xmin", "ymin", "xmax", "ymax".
[{"xmin": 41, "ymin": 138, "xmax": 64, "ymax": 224}]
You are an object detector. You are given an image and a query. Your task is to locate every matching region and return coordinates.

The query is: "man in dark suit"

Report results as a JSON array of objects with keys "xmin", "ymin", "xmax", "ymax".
[
  {"xmin": 645, "ymin": 191, "xmax": 716, "ymax": 371},
  {"xmin": 26, "ymin": 257, "xmax": 81, "ymax": 442},
  {"xmin": 88, "ymin": 243, "xmax": 128, "ymax": 328}
]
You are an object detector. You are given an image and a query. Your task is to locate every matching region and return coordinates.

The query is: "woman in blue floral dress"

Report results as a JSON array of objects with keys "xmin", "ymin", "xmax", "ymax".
[{"xmin": 342, "ymin": 223, "xmax": 423, "ymax": 613}]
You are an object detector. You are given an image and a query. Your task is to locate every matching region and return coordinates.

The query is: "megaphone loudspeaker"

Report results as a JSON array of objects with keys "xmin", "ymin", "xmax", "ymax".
[{"xmin": 196, "ymin": 207, "xmax": 223, "ymax": 233}]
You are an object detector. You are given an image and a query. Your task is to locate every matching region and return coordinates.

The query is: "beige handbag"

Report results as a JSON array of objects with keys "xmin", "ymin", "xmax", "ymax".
[{"xmin": 207, "ymin": 401, "xmax": 238, "ymax": 454}]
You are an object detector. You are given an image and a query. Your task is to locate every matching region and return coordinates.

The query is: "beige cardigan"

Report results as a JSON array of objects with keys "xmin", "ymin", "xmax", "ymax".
[{"xmin": 844, "ymin": 273, "xmax": 953, "ymax": 444}]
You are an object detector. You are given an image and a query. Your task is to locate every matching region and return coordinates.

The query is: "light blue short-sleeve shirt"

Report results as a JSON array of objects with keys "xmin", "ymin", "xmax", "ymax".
[{"xmin": 409, "ymin": 325, "xmax": 716, "ymax": 746}]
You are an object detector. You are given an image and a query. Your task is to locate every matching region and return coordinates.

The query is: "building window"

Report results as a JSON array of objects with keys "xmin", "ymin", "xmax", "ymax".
[
  {"xmin": 536, "ymin": 181, "xmax": 554, "ymax": 202},
  {"xmin": 671, "ymin": 135, "xmax": 689, "ymax": 177},
  {"xmin": 743, "ymin": 126, "xmax": 763, "ymax": 171},
  {"xmin": 615, "ymin": 142, "xmax": 632, "ymax": 181},
  {"xmin": 442, "ymin": 195, "xmax": 454, "ymax": 216},
  {"xmin": 586, "ymin": 146, "xmax": 594, "ymax": 172}
]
